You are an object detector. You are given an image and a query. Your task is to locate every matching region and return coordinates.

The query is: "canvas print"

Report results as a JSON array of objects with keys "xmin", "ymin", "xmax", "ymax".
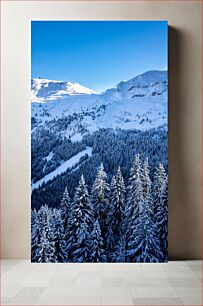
[{"xmin": 31, "ymin": 21, "xmax": 168, "ymax": 263}]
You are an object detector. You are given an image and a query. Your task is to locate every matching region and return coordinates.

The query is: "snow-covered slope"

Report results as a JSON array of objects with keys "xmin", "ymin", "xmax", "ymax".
[
  {"xmin": 31, "ymin": 78, "xmax": 96, "ymax": 103},
  {"xmin": 32, "ymin": 146, "xmax": 92, "ymax": 190},
  {"xmin": 31, "ymin": 70, "xmax": 168, "ymax": 137}
]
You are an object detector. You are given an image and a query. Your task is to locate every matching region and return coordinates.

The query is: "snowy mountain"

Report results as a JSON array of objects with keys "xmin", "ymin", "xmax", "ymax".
[
  {"xmin": 31, "ymin": 70, "xmax": 168, "ymax": 139},
  {"xmin": 31, "ymin": 78, "xmax": 95, "ymax": 103},
  {"xmin": 31, "ymin": 70, "xmax": 168, "ymax": 207}
]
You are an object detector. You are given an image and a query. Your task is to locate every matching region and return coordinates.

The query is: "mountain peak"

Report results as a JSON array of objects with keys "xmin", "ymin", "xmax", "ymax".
[
  {"xmin": 117, "ymin": 70, "xmax": 167, "ymax": 90},
  {"xmin": 32, "ymin": 69, "xmax": 168, "ymax": 133},
  {"xmin": 31, "ymin": 78, "xmax": 96, "ymax": 103}
]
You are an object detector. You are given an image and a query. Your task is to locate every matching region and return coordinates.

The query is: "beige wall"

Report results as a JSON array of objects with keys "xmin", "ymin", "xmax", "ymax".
[{"xmin": 1, "ymin": 1, "xmax": 202, "ymax": 259}]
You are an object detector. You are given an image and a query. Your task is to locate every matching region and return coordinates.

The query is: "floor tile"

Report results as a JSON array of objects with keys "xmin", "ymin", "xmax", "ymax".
[
  {"xmin": 189, "ymin": 264, "xmax": 202, "ymax": 272},
  {"xmin": 1, "ymin": 298, "xmax": 10, "ymax": 305},
  {"xmin": 164, "ymin": 265, "xmax": 192, "ymax": 272},
  {"xmin": 103, "ymin": 263, "xmax": 143, "ymax": 273},
  {"xmin": 47, "ymin": 277, "xmax": 77, "ymax": 288},
  {"xmin": 2, "ymin": 296, "xmax": 39, "ymax": 305},
  {"xmin": 17, "ymin": 271, "xmax": 56, "ymax": 287},
  {"xmin": 124, "ymin": 277, "xmax": 172, "ymax": 287},
  {"xmin": 186, "ymin": 260, "xmax": 202, "ymax": 266},
  {"xmin": 103, "ymin": 270, "xmax": 144, "ymax": 279},
  {"xmin": 169, "ymin": 277, "xmax": 202, "ymax": 287},
  {"xmin": 80, "ymin": 263, "xmax": 103, "ymax": 271},
  {"xmin": 79, "ymin": 270, "xmax": 102, "ymax": 278},
  {"xmin": 167, "ymin": 261, "xmax": 187, "ymax": 266},
  {"xmin": 175, "ymin": 287, "xmax": 202, "ymax": 298},
  {"xmin": 41, "ymin": 287, "xmax": 101, "ymax": 298},
  {"xmin": 15, "ymin": 287, "xmax": 45, "ymax": 298},
  {"xmin": 134, "ymin": 286, "xmax": 179, "ymax": 298},
  {"xmin": 143, "ymin": 271, "xmax": 169, "ymax": 278},
  {"xmin": 102, "ymin": 297, "xmax": 134, "ymax": 305},
  {"xmin": 133, "ymin": 297, "xmax": 183, "ymax": 305},
  {"xmin": 102, "ymin": 278, "xmax": 123, "ymax": 287},
  {"xmin": 1, "ymin": 259, "xmax": 202, "ymax": 306},
  {"xmin": 102, "ymin": 287, "xmax": 132, "ymax": 298},
  {"xmin": 141, "ymin": 264, "xmax": 166, "ymax": 272},
  {"xmin": 2, "ymin": 271, "xmax": 32, "ymax": 287},
  {"xmin": 2, "ymin": 265, "xmax": 15, "ymax": 274},
  {"xmin": 75, "ymin": 277, "xmax": 102, "ymax": 287},
  {"xmin": 35, "ymin": 297, "xmax": 102, "ymax": 305},
  {"xmin": 166, "ymin": 271, "xmax": 197, "ymax": 279},
  {"xmin": 2, "ymin": 287, "xmax": 22, "ymax": 299},
  {"xmin": 180, "ymin": 296, "xmax": 202, "ymax": 305},
  {"xmin": 193, "ymin": 271, "xmax": 202, "ymax": 279},
  {"xmin": 32, "ymin": 264, "xmax": 59, "ymax": 273},
  {"xmin": 54, "ymin": 270, "xmax": 80, "ymax": 278}
]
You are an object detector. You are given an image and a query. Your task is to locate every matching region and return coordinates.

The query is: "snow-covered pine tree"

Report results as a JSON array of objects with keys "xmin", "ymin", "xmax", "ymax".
[
  {"xmin": 89, "ymin": 219, "xmax": 107, "ymax": 262},
  {"xmin": 106, "ymin": 168, "xmax": 126, "ymax": 261},
  {"xmin": 125, "ymin": 154, "xmax": 144, "ymax": 262},
  {"xmin": 106, "ymin": 175, "xmax": 117, "ymax": 261},
  {"xmin": 153, "ymin": 163, "xmax": 167, "ymax": 215},
  {"xmin": 136, "ymin": 159, "xmax": 164, "ymax": 262},
  {"xmin": 66, "ymin": 175, "xmax": 94, "ymax": 262},
  {"xmin": 60, "ymin": 187, "xmax": 71, "ymax": 230},
  {"xmin": 142, "ymin": 158, "xmax": 152, "ymax": 202},
  {"xmin": 52, "ymin": 208, "xmax": 67, "ymax": 262},
  {"xmin": 115, "ymin": 167, "xmax": 126, "ymax": 233},
  {"xmin": 115, "ymin": 167, "xmax": 127, "ymax": 262},
  {"xmin": 91, "ymin": 163, "xmax": 109, "ymax": 238},
  {"xmin": 112, "ymin": 235, "xmax": 126, "ymax": 263},
  {"xmin": 156, "ymin": 176, "xmax": 168, "ymax": 260},
  {"xmin": 127, "ymin": 197, "xmax": 164, "ymax": 263},
  {"xmin": 31, "ymin": 208, "xmax": 40, "ymax": 262},
  {"xmin": 126, "ymin": 154, "xmax": 144, "ymax": 217},
  {"xmin": 125, "ymin": 154, "xmax": 143, "ymax": 230},
  {"xmin": 33, "ymin": 205, "xmax": 57, "ymax": 263},
  {"xmin": 127, "ymin": 159, "xmax": 164, "ymax": 262}
]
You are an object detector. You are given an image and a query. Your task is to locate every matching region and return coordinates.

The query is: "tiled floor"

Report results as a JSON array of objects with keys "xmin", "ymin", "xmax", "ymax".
[{"xmin": 1, "ymin": 260, "xmax": 202, "ymax": 305}]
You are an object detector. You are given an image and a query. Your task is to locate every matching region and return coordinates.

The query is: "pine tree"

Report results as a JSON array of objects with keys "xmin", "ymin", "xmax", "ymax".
[
  {"xmin": 60, "ymin": 187, "xmax": 71, "ymax": 230},
  {"xmin": 106, "ymin": 168, "xmax": 126, "ymax": 261},
  {"xmin": 115, "ymin": 167, "xmax": 126, "ymax": 233},
  {"xmin": 115, "ymin": 167, "xmax": 127, "ymax": 262},
  {"xmin": 126, "ymin": 155, "xmax": 143, "ymax": 223},
  {"xmin": 91, "ymin": 163, "xmax": 109, "ymax": 238},
  {"xmin": 106, "ymin": 175, "xmax": 117, "ymax": 261},
  {"xmin": 127, "ymin": 199, "xmax": 164, "ymax": 262},
  {"xmin": 126, "ymin": 158, "xmax": 164, "ymax": 262},
  {"xmin": 153, "ymin": 163, "xmax": 167, "ymax": 214},
  {"xmin": 125, "ymin": 155, "xmax": 144, "ymax": 262},
  {"xmin": 89, "ymin": 219, "xmax": 107, "ymax": 262},
  {"xmin": 52, "ymin": 209, "xmax": 67, "ymax": 262},
  {"xmin": 72, "ymin": 222, "xmax": 92, "ymax": 262},
  {"xmin": 156, "ymin": 176, "xmax": 168, "ymax": 260},
  {"xmin": 66, "ymin": 175, "xmax": 94, "ymax": 262},
  {"xmin": 33, "ymin": 205, "xmax": 57, "ymax": 263},
  {"xmin": 142, "ymin": 158, "xmax": 152, "ymax": 202},
  {"xmin": 112, "ymin": 236, "xmax": 126, "ymax": 263},
  {"xmin": 31, "ymin": 208, "xmax": 40, "ymax": 262}
]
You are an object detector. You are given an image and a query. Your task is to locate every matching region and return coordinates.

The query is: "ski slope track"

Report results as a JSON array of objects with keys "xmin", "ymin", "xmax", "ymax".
[{"xmin": 32, "ymin": 147, "xmax": 93, "ymax": 191}]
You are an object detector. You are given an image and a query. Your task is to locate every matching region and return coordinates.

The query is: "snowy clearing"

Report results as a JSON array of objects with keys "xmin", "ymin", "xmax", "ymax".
[{"xmin": 32, "ymin": 147, "xmax": 92, "ymax": 191}]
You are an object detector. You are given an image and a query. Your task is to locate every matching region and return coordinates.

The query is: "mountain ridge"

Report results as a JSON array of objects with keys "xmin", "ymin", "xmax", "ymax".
[
  {"xmin": 31, "ymin": 78, "xmax": 96, "ymax": 103},
  {"xmin": 31, "ymin": 70, "xmax": 168, "ymax": 135}
]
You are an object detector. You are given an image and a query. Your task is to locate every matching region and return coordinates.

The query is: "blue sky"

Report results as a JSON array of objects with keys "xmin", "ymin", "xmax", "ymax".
[{"xmin": 31, "ymin": 21, "xmax": 168, "ymax": 93}]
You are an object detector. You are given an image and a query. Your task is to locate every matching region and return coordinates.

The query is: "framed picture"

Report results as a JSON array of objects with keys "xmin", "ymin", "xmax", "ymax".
[{"xmin": 31, "ymin": 21, "xmax": 168, "ymax": 263}]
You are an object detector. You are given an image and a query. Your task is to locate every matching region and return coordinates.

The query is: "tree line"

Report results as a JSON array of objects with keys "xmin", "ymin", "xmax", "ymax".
[
  {"xmin": 32, "ymin": 127, "xmax": 168, "ymax": 209},
  {"xmin": 31, "ymin": 154, "xmax": 168, "ymax": 263}
]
